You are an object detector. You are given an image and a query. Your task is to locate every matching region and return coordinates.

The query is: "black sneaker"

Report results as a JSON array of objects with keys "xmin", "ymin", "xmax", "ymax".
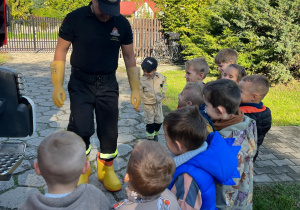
[{"xmin": 153, "ymin": 135, "xmax": 158, "ymax": 142}]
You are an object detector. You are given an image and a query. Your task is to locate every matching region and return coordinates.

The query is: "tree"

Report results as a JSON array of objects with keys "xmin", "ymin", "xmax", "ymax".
[
  {"xmin": 33, "ymin": 0, "xmax": 90, "ymax": 19},
  {"xmin": 32, "ymin": 0, "xmax": 45, "ymax": 9},
  {"xmin": 137, "ymin": 2, "xmax": 154, "ymax": 19},
  {"xmin": 7, "ymin": 0, "xmax": 33, "ymax": 18},
  {"xmin": 211, "ymin": 0, "xmax": 300, "ymax": 83},
  {"xmin": 154, "ymin": 0, "xmax": 227, "ymax": 73},
  {"xmin": 154, "ymin": 0, "xmax": 300, "ymax": 83}
]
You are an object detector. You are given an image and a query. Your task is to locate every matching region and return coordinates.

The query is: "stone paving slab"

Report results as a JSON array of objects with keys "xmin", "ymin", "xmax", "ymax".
[{"xmin": 0, "ymin": 53, "xmax": 299, "ymax": 209}]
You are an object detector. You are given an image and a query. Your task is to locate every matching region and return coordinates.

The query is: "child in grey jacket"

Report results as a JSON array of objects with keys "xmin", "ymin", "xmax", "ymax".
[{"xmin": 19, "ymin": 130, "xmax": 110, "ymax": 210}]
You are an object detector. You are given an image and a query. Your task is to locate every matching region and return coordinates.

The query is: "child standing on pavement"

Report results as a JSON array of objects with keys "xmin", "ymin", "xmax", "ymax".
[
  {"xmin": 203, "ymin": 79, "xmax": 257, "ymax": 209},
  {"xmin": 239, "ymin": 75, "xmax": 272, "ymax": 162},
  {"xmin": 136, "ymin": 57, "xmax": 167, "ymax": 141},
  {"xmin": 19, "ymin": 130, "xmax": 110, "ymax": 210},
  {"xmin": 113, "ymin": 141, "xmax": 180, "ymax": 210},
  {"xmin": 214, "ymin": 48, "xmax": 238, "ymax": 79}
]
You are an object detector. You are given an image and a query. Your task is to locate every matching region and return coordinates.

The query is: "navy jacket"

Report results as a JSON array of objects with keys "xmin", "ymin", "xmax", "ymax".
[{"xmin": 239, "ymin": 102, "xmax": 272, "ymax": 146}]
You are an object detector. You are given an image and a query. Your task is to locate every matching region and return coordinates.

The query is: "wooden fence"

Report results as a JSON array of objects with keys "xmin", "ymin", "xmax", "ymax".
[
  {"xmin": 130, "ymin": 18, "xmax": 162, "ymax": 58},
  {"xmin": 0, "ymin": 16, "xmax": 163, "ymax": 59}
]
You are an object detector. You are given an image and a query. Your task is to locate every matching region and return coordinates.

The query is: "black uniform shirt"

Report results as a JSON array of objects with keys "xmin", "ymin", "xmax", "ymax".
[{"xmin": 59, "ymin": 3, "xmax": 133, "ymax": 74}]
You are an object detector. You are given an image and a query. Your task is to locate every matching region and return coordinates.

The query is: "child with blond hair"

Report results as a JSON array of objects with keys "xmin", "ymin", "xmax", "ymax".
[
  {"xmin": 184, "ymin": 57, "xmax": 209, "ymax": 83},
  {"xmin": 178, "ymin": 82, "xmax": 214, "ymax": 132},
  {"xmin": 214, "ymin": 48, "xmax": 238, "ymax": 78},
  {"xmin": 19, "ymin": 130, "xmax": 110, "ymax": 210},
  {"xmin": 177, "ymin": 57, "xmax": 209, "ymax": 110}
]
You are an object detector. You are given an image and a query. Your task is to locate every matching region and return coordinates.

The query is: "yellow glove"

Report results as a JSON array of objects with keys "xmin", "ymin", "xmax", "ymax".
[
  {"xmin": 127, "ymin": 67, "xmax": 141, "ymax": 110},
  {"xmin": 50, "ymin": 61, "xmax": 66, "ymax": 107}
]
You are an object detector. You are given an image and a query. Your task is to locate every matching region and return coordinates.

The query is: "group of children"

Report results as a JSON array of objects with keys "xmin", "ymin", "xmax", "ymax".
[
  {"xmin": 133, "ymin": 48, "xmax": 271, "ymax": 209},
  {"xmin": 19, "ymin": 48, "xmax": 272, "ymax": 210}
]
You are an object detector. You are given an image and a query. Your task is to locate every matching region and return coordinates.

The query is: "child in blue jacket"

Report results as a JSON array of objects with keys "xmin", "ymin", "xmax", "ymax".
[{"xmin": 164, "ymin": 106, "xmax": 241, "ymax": 210}]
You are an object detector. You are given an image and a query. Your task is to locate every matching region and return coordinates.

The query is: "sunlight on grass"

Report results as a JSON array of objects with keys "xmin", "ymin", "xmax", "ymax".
[
  {"xmin": 254, "ymin": 183, "xmax": 300, "ymax": 210},
  {"xmin": 264, "ymin": 81, "xmax": 300, "ymax": 126},
  {"xmin": 162, "ymin": 70, "xmax": 186, "ymax": 112},
  {"xmin": 0, "ymin": 53, "xmax": 10, "ymax": 63},
  {"xmin": 161, "ymin": 69, "xmax": 300, "ymax": 126}
]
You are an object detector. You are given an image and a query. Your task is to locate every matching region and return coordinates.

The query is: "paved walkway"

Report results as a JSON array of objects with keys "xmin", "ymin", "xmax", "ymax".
[{"xmin": 0, "ymin": 53, "xmax": 299, "ymax": 209}]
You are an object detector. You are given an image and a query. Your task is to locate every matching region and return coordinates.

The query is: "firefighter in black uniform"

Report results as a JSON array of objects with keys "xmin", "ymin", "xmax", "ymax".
[{"xmin": 50, "ymin": 0, "xmax": 140, "ymax": 192}]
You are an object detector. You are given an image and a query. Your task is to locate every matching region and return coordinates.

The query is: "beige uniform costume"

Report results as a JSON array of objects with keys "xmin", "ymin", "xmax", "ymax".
[{"xmin": 140, "ymin": 72, "xmax": 167, "ymax": 138}]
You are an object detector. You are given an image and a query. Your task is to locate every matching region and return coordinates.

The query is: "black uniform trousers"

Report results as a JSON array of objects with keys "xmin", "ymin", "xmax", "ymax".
[{"xmin": 67, "ymin": 68, "xmax": 119, "ymax": 158}]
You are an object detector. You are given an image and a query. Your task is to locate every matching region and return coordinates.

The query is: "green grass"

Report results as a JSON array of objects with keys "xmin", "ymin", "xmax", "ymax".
[
  {"xmin": 161, "ymin": 69, "xmax": 300, "ymax": 126},
  {"xmin": 253, "ymin": 183, "xmax": 300, "ymax": 210},
  {"xmin": 117, "ymin": 67, "xmax": 127, "ymax": 73},
  {"xmin": 0, "ymin": 53, "xmax": 10, "ymax": 63},
  {"xmin": 8, "ymin": 32, "xmax": 58, "ymax": 39},
  {"xmin": 161, "ymin": 70, "xmax": 186, "ymax": 113},
  {"xmin": 263, "ymin": 80, "xmax": 300, "ymax": 126}
]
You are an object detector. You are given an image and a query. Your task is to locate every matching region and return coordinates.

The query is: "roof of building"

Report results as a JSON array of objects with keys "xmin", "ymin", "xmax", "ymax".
[
  {"xmin": 120, "ymin": 2, "xmax": 137, "ymax": 16},
  {"xmin": 120, "ymin": 0, "xmax": 159, "ymax": 16}
]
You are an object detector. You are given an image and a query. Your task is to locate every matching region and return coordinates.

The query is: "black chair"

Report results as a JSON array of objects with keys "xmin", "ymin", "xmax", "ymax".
[
  {"xmin": 0, "ymin": 67, "xmax": 35, "ymax": 137},
  {"xmin": 0, "ymin": 67, "xmax": 35, "ymax": 180}
]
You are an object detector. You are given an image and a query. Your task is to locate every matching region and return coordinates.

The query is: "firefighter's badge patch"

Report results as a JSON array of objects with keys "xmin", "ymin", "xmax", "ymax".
[{"xmin": 110, "ymin": 27, "xmax": 120, "ymax": 36}]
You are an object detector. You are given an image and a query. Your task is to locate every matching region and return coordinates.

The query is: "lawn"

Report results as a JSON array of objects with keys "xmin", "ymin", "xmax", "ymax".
[
  {"xmin": 0, "ymin": 53, "xmax": 10, "ymax": 63},
  {"xmin": 162, "ymin": 69, "xmax": 300, "ymax": 210},
  {"xmin": 161, "ymin": 69, "xmax": 300, "ymax": 126},
  {"xmin": 7, "ymin": 32, "xmax": 58, "ymax": 39},
  {"xmin": 253, "ymin": 183, "xmax": 300, "ymax": 210}
]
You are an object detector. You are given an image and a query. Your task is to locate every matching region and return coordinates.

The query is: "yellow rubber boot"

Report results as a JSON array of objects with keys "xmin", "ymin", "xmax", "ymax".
[
  {"xmin": 77, "ymin": 156, "xmax": 91, "ymax": 185},
  {"xmin": 97, "ymin": 152, "xmax": 121, "ymax": 192}
]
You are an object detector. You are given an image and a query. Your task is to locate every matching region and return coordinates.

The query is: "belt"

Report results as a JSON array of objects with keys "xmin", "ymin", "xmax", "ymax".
[{"xmin": 71, "ymin": 68, "xmax": 116, "ymax": 83}]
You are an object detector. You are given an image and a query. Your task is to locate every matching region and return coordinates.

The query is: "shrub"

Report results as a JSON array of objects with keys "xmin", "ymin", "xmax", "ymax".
[{"xmin": 155, "ymin": 0, "xmax": 300, "ymax": 83}]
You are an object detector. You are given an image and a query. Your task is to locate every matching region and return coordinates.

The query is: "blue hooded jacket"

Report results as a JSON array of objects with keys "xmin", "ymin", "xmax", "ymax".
[{"xmin": 168, "ymin": 132, "xmax": 241, "ymax": 210}]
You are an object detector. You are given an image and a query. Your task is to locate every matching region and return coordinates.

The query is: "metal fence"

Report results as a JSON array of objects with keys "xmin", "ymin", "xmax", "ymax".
[
  {"xmin": 1, "ymin": 16, "xmax": 61, "ymax": 53},
  {"xmin": 0, "ymin": 16, "xmax": 162, "ymax": 58}
]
